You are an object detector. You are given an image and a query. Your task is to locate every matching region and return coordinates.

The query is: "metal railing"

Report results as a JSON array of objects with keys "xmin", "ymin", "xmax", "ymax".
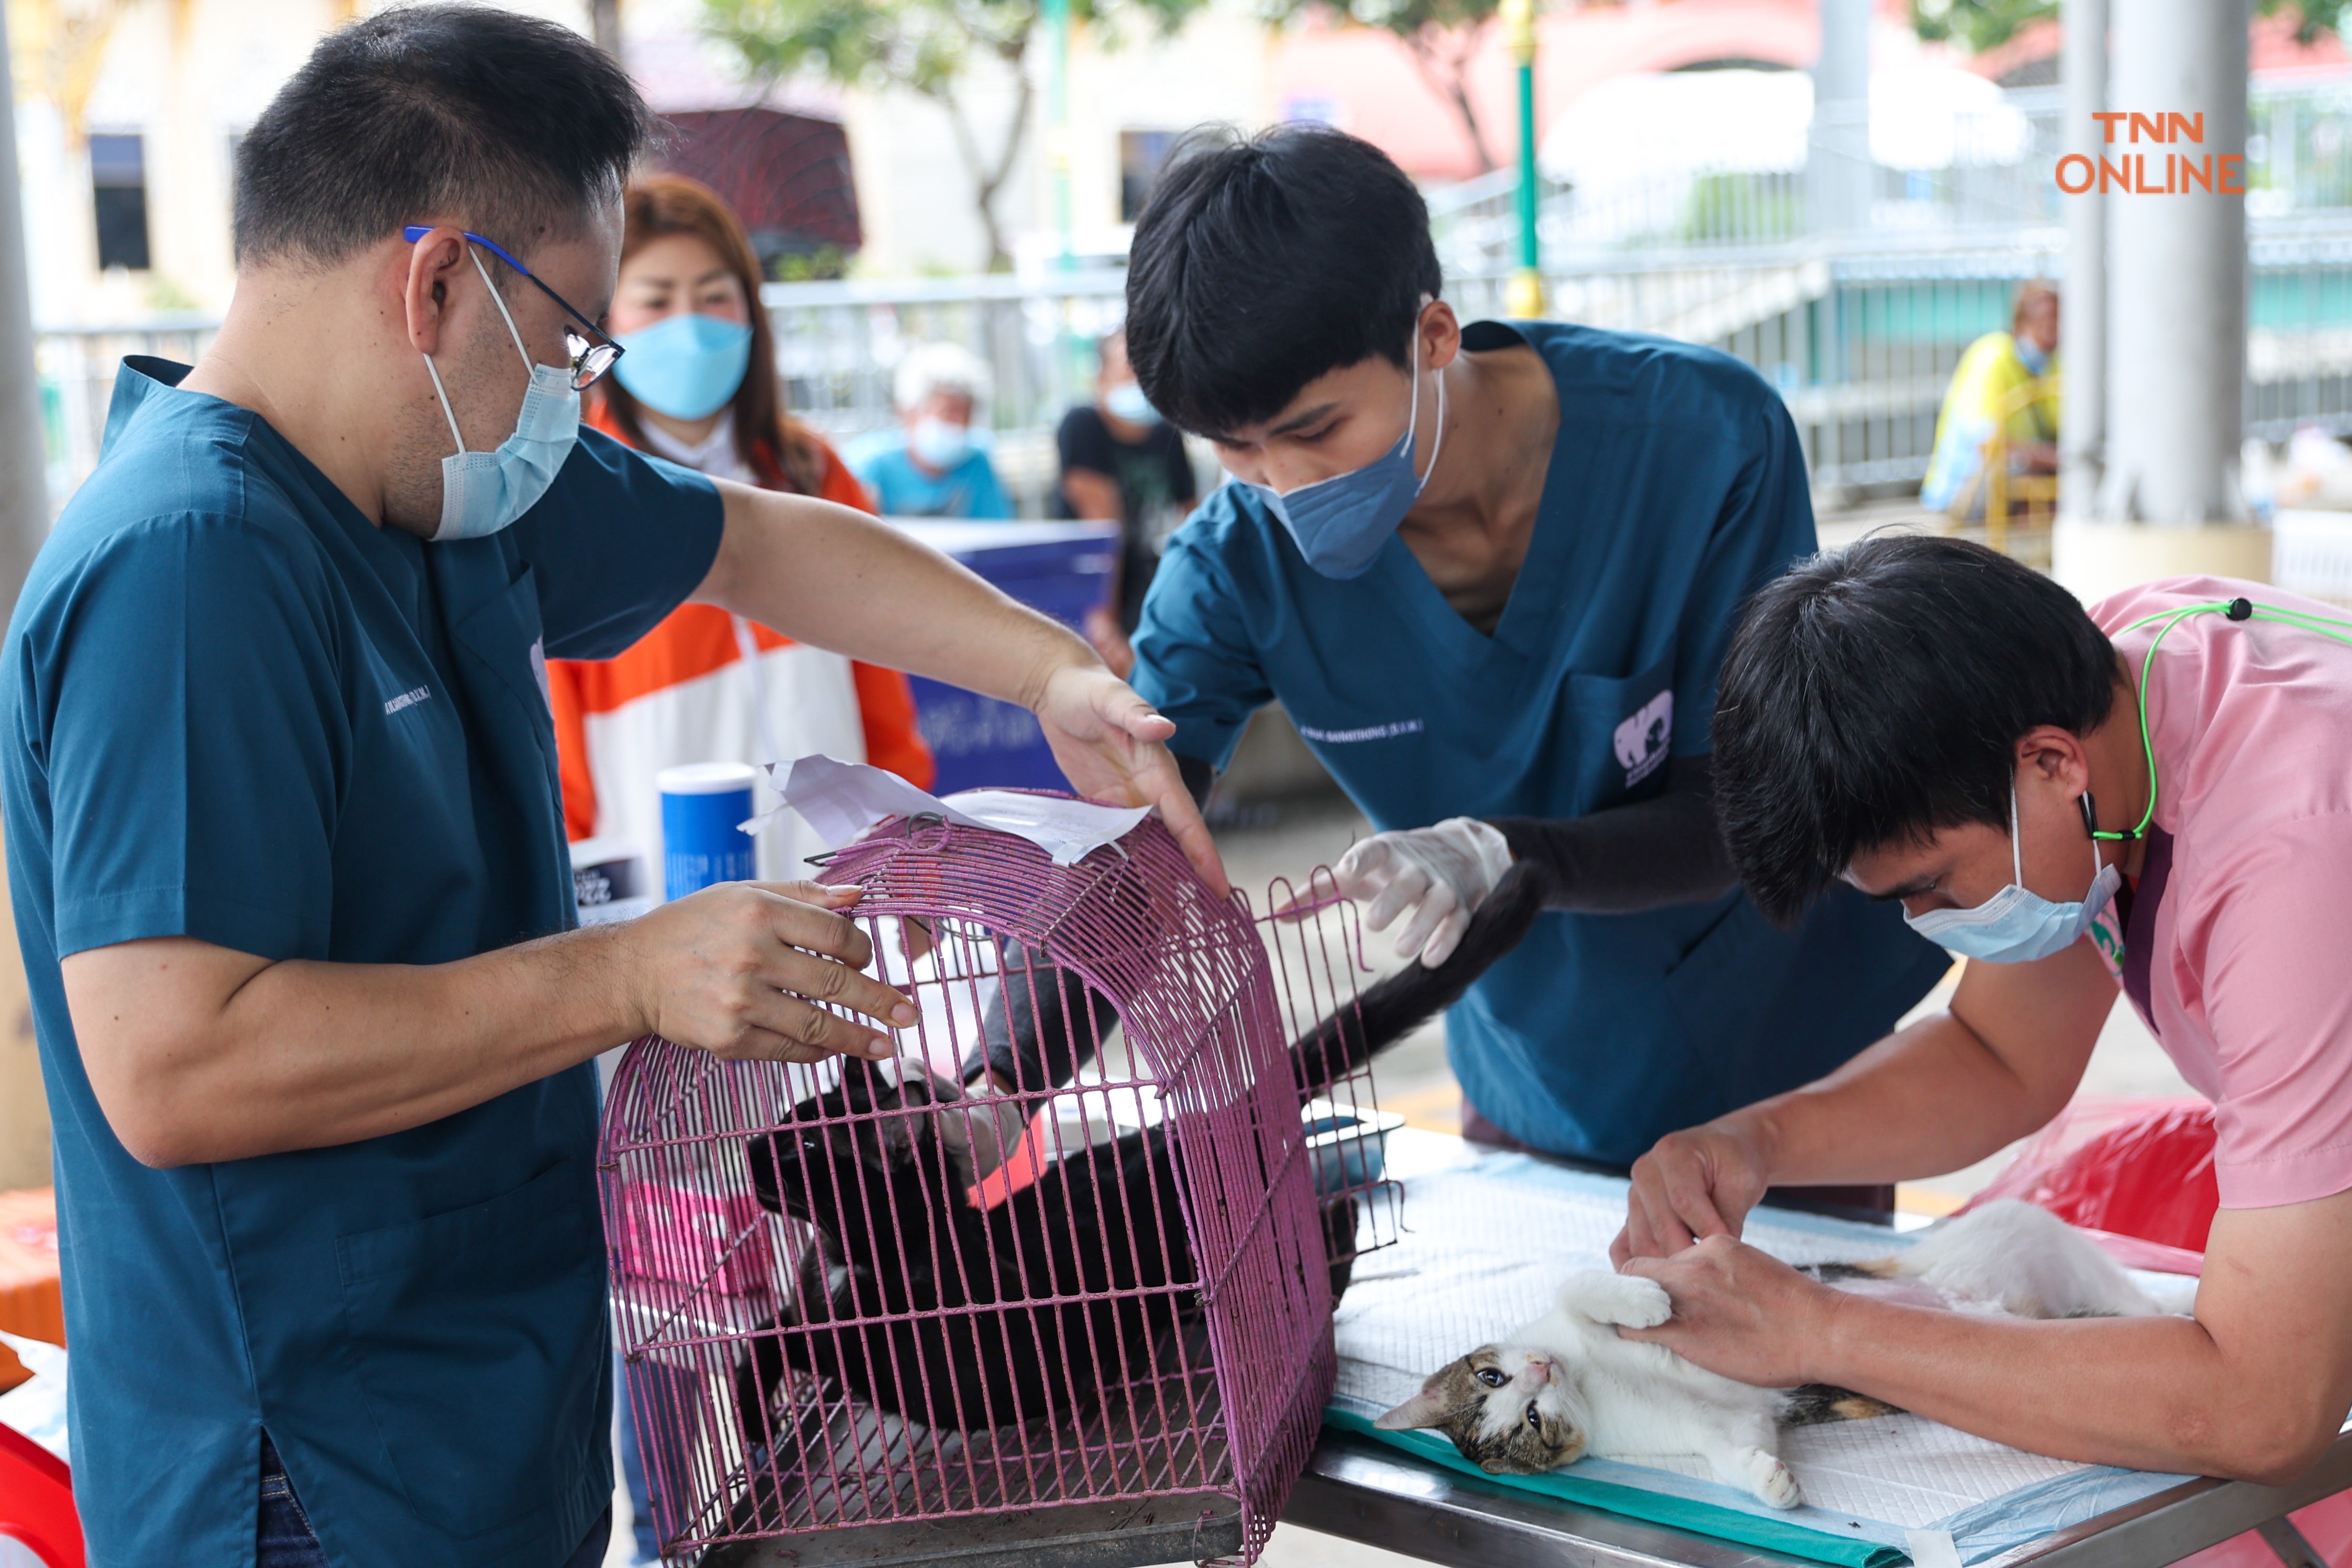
[
  {"xmin": 38, "ymin": 320, "xmax": 215, "ymax": 503},
  {"xmin": 31, "ymin": 246, "xmax": 2352, "ymax": 513}
]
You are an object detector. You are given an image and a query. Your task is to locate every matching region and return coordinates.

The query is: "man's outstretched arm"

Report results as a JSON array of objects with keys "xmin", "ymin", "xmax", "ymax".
[
  {"xmin": 1613, "ymin": 941, "xmax": 2115, "ymax": 1260},
  {"xmin": 1622, "ymin": 1191, "xmax": 2352, "ymax": 1486},
  {"xmin": 697, "ymin": 481, "xmax": 1225, "ymax": 892}
]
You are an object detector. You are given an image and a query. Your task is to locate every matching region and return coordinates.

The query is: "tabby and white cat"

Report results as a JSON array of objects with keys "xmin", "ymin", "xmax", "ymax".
[{"xmin": 1373, "ymin": 1199, "xmax": 2192, "ymax": 1508}]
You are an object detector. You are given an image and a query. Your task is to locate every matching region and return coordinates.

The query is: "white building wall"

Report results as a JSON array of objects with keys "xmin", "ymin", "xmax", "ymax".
[
  {"xmin": 841, "ymin": 55, "xmax": 1039, "ymax": 278},
  {"xmin": 1047, "ymin": 4, "xmax": 1278, "ymax": 248},
  {"xmin": 8, "ymin": 0, "xmax": 600, "ymax": 326},
  {"xmin": 1, "ymin": 0, "xmax": 1277, "ymax": 321}
]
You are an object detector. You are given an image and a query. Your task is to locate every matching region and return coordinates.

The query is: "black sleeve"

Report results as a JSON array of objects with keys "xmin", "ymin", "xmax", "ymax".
[
  {"xmin": 1161, "ymin": 426, "xmax": 1199, "ymax": 504},
  {"xmin": 1487, "ymin": 755, "xmax": 1735, "ymax": 914},
  {"xmin": 1058, "ymin": 405, "xmax": 1117, "ymax": 478},
  {"xmin": 1177, "ymin": 752, "xmax": 1216, "ymax": 810}
]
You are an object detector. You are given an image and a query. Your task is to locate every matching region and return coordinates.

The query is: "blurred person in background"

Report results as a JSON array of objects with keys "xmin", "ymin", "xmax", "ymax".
[
  {"xmin": 852, "ymin": 341, "xmax": 1014, "ymax": 518},
  {"xmin": 1920, "ymin": 280, "xmax": 2060, "ymax": 521},
  {"xmin": 1054, "ymin": 329, "xmax": 1199, "ymax": 676},
  {"xmin": 547, "ymin": 175, "xmax": 932, "ymax": 892}
]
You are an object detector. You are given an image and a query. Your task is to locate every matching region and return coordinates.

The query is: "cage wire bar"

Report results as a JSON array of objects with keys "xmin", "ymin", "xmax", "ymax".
[{"xmin": 600, "ymin": 815, "xmax": 1397, "ymax": 1565}]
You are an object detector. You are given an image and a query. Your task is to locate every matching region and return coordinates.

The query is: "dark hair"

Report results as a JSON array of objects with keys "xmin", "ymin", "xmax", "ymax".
[
  {"xmin": 1711, "ymin": 534, "xmax": 2120, "ymax": 924},
  {"xmin": 1123, "ymin": 124, "xmax": 1441, "ymax": 437},
  {"xmin": 596, "ymin": 176, "xmax": 827, "ymax": 496},
  {"xmin": 234, "ymin": 4, "xmax": 657, "ymax": 268}
]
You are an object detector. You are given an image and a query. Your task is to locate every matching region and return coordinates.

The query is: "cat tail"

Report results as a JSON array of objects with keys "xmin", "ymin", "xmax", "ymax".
[
  {"xmin": 1285, "ymin": 859, "xmax": 1549, "ymax": 1103},
  {"xmin": 1779, "ymin": 1384, "xmax": 1904, "ymax": 1426}
]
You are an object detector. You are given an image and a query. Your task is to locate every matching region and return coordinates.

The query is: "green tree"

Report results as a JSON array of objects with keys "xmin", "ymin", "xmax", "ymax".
[
  {"xmin": 1261, "ymin": 0, "xmax": 1507, "ymax": 173},
  {"xmin": 1910, "ymin": 0, "xmax": 2345, "ymax": 52},
  {"xmin": 707, "ymin": 0, "xmax": 1205, "ymax": 272}
]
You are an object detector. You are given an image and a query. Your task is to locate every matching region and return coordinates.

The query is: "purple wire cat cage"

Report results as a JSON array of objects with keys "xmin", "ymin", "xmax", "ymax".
[{"xmin": 600, "ymin": 811, "xmax": 1397, "ymax": 1566}]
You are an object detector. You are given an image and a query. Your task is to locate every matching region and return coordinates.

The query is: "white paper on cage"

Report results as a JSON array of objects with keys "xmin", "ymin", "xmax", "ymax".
[
  {"xmin": 1331, "ymin": 1156, "xmax": 2194, "ymax": 1564},
  {"xmin": 765, "ymin": 754, "xmax": 1150, "ymax": 866}
]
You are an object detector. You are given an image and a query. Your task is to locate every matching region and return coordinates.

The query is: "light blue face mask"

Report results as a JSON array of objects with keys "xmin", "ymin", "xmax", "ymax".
[
  {"xmin": 909, "ymin": 416, "xmax": 974, "ymax": 471},
  {"xmin": 1903, "ymin": 783, "xmax": 2121, "ymax": 964},
  {"xmin": 422, "ymin": 246, "xmax": 579, "ymax": 542},
  {"xmin": 1247, "ymin": 327, "xmax": 1446, "ymax": 579},
  {"xmin": 1105, "ymin": 382, "xmax": 1160, "ymax": 426},
  {"xmin": 2016, "ymin": 336, "xmax": 2052, "ymax": 377},
  {"xmin": 610, "ymin": 312, "xmax": 753, "ymax": 422}
]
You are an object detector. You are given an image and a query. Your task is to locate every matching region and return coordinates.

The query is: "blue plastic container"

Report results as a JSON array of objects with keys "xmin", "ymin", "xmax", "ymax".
[
  {"xmin": 885, "ymin": 519, "xmax": 1119, "ymax": 793},
  {"xmin": 656, "ymin": 761, "xmax": 758, "ymax": 900}
]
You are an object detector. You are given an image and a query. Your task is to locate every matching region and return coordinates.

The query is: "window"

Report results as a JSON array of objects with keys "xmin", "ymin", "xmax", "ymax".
[
  {"xmin": 91, "ymin": 133, "xmax": 149, "ymax": 271},
  {"xmin": 1119, "ymin": 130, "xmax": 1179, "ymax": 224}
]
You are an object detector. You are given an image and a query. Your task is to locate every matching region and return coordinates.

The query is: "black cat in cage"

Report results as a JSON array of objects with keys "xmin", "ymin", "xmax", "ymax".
[{"xmin": 736, "ymin": 862, "xmax": 1547, "ymax": 1436}]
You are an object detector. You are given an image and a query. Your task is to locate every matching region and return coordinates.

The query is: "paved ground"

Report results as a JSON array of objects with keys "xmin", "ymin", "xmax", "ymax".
[{"xmin": 609, "ymin": 784, "xmax": 2191, "ymax": 1564}]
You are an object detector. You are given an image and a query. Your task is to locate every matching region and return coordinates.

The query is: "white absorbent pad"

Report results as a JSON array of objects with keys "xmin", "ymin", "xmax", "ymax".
[{"xmin": 1329, "ymin": 1154, "xmax": 2196, "ymax": 1565}]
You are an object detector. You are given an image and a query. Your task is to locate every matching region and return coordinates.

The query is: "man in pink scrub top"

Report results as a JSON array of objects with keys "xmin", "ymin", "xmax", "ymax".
[{"xmin": 1607, "ymin": 533, "xmax": 2352, "ymax": 1486}]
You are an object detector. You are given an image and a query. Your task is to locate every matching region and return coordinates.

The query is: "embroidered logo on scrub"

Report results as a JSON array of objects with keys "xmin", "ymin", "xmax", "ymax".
[
  {"xmin": 1613, "ymin": 691, "xmax": 1673, "ymax": 786},
  {"xmin": 1295, "ymin": 719, "xmax": 1426, "ymax": 744},
  {"xmin": 383, "ymin": 686, "xmax": 432, "ymax": 717}
]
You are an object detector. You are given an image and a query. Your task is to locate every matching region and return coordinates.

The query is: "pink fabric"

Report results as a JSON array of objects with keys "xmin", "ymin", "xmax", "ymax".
[
  {"xmin": 2090, "ymin": 578, "xmax": 2352, "ymax": 1209},
  {"xmin": 2174, "ymin": 1487, "xmax": 2352, "ymax": 1566}
]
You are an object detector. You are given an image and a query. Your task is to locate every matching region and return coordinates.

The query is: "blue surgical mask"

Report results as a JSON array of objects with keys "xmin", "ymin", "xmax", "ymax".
[
  {"xmin": 2016, "ymin": 336, "xmax": 2052, "ymax": 377},
  {"xmin": 1903, "ymin": 784, "xmax": 2121, "ymax": 964},
  {"xmin": 1105, "ymin": 382, "xmax": 1160, "ymax": 426},
  {"xmin": 1246, "ymin": 327, "xmax": 1446, "ymax": 579},
  {"xmin": 909, "ymin": 416, "xmax": 974, "ymax": 471},
  {"xmin": 610, "ymin": 312, "xmax": 753, "ymax": 422},
  {"xmin": 422, "ymin": 245, "xmax": 579, "ymax": 542}
]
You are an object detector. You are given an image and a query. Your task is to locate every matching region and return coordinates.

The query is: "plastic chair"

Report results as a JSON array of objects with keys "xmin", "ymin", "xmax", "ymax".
[
  {"xmin": 0, "ymin": 1420, "xmax": 80, "ymax": 1568},
  {"xmin": 1946, "ymin": 373, "xmax": 2060, "ymax": 562}
]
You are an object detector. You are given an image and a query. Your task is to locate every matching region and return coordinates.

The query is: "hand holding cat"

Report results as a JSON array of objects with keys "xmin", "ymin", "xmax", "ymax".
[
  {"xmin": 1612, "ymin": 1118, "xmax": 1777, "ymax": 1264},
  {"xmin": 1616, "ymin": 1235, "xmax": 1845, "ymax": 1389}
]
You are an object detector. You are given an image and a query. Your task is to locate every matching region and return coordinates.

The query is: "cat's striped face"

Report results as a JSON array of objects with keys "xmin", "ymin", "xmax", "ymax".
[{"xmin": 1375, "ymin": 1344, "xmax": 1589, "ymax": 1475}]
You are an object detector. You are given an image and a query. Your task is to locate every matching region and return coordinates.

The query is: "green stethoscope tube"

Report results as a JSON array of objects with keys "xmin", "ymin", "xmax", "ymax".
[{"xmin": 2096, "ymin": 595, "xmax": 2352, "ymax": 843}]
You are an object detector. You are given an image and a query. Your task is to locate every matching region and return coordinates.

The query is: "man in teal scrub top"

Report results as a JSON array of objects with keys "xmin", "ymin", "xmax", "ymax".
[
  {"xmin": 4, "ymin": 13, "xmax": 1213, "ymax": 1567},
  {"xmin": 1122, "ymin": 125, "xmax": 1947, "ymax": 1165}
]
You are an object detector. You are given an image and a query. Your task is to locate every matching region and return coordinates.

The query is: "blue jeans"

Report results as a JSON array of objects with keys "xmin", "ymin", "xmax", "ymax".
[{"xmin": 257, "ymin": 1436, "xmax": 612, "ymax": 1567}]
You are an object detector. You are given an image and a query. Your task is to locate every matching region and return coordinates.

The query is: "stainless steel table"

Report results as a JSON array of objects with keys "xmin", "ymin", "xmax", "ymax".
[
  {"xmin": 1280, "ymin": 1130, "xmax": 2352, "ymax": 1568},
  {"xmin": 706, "ymin": 1130, "xmax": 2348, "ymax": 1568}
]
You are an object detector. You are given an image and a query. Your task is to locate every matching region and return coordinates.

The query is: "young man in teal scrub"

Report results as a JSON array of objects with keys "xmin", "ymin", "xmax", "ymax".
[
  {"xmin": 1122, "ymin": 125, "xmax": 1948, "ymax": 1165},
  {"xmin": 4, "ymin": 13, "xmax": 1211, "ymax": 1567}
]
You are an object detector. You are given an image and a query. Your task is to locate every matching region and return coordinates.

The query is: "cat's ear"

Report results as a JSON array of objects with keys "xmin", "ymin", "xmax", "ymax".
[{"xmin": 1373, "ymin": 1387, "xmax": 1453, "ymax": 1431}]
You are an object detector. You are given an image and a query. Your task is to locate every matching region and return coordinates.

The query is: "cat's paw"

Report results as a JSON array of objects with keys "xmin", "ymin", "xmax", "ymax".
[
  {"xmin": 1562, "ymin": 1271, "xmax": 1673, "ymax": 1329},
  {"xmin": 1728, "ymin": 1448, "xmax": 1801, "ymax": 1509}
]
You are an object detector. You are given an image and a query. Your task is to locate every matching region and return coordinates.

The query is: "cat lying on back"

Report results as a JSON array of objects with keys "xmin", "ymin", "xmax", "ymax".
[{"xmin": 1375, "ymin": 1199, "xmax": 2191, "ymax": 1508}]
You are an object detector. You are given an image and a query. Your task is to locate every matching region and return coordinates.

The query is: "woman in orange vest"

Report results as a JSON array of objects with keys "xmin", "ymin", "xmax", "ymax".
[{"xmin": 546, "ymin": 175, "xmax": 933, "ymax": 884}]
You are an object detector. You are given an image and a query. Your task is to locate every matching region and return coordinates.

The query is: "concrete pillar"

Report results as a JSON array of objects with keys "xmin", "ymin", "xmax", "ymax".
[
  {"xmin": 2058, "ymin": 0, "xmax": 2106, "ymax": 523},
  {"xmin": 1806, "ymin": 0, "xmax": 1872, "ymax": 236},
  {"xmin": 2059, "ymin": 0, "xmax": 2265, "ymax": 603},
  {"xmin": 0, "ymin": 0, "xmax": 49, "ymax": 1192}
]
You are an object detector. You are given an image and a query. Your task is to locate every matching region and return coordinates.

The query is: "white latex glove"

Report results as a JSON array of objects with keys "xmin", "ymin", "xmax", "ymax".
[{"xmin": 1333, "ymin": 818, "xmax": 1514, "ymax": 968}]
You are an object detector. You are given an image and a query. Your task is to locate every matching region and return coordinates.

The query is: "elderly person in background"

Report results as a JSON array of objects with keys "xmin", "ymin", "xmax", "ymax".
[
  {"xmin": 851, "ymin": 341, "xmax": 1014, "ymax": 518},
  {"xmin": 1921, "ymin": 280, "xmax": 2060, "ymax": 521}
]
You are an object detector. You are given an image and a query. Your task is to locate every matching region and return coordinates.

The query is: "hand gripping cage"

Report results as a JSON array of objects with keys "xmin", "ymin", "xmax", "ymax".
[{"xmin": 600, "ymin": 811, "xmax": 1398, "ymax": 1566}]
